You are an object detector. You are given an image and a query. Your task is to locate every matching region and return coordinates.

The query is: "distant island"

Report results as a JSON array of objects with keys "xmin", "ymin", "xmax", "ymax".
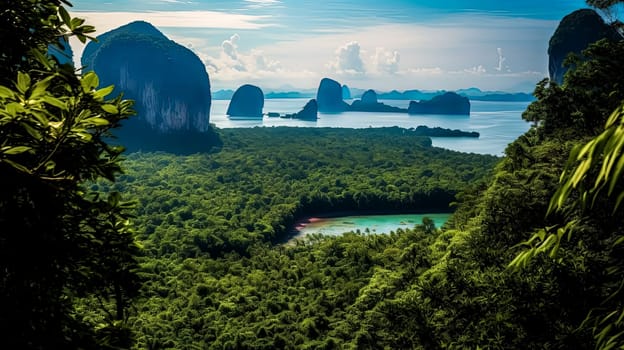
[
  {"xmin": 266, "ymin": 91, "xmax": 314, "ymax": 99},
  {"xmin": 412, "ymin": 125, "xmax": 479, "ymax": 138},
  {"xmin": 408, "ymin": 92, "xmax": 470, "ymax": 115},
  {"xmin": 214, "ymin": 86, "xmax": 534, "ymax": 102},
  {"xmin": 349, "ymin": 89, "xmax": 407, "ymax": 113}
]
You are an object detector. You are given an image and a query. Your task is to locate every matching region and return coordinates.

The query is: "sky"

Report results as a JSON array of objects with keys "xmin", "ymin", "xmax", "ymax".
[{"xmin": 69, "ymin": 0, "xmax": 590, "ymax": 92}]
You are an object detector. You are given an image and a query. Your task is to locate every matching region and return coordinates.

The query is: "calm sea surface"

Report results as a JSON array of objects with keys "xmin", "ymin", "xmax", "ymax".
[{"xmin": 210, "ymin": 98, "xmax": 532, "ymax": 156}]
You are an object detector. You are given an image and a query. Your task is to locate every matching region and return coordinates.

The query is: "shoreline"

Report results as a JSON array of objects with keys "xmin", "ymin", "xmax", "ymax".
[{"xmin": 282, "ymin": 210, "xmax": 454, "ymax": 245}]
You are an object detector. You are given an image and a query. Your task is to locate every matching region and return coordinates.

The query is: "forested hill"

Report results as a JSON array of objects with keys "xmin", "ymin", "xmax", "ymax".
[{"xmin": 92, "ymin": 127, "xmax": 498, "ymax": 348}]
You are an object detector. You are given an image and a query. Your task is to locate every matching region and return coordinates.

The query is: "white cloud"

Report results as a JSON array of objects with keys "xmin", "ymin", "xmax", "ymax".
[
  {"xmin": 495, "ymin": 47, "xmax": 510, "ymax": 72},
  {"xmin": 328, "ymin": 41, "xmax": 365, "ymax": 75},
  {"xmin": 200, "ymin": 33, "xmax": 315, "ymax": 89},
  {"xmin": 69, "ymin": 10, "xmax": 275, "ymax": 68},
  {"xmin": 463, "ymin": 65, "xmax": 487, "ymax": 74},
  {"xmin": 407, "ymin": 67, "xmax": 444, "ymax": 75},
  {"xmin": 71, "ymin": 10, "xmax": 273, "ymax": 32},
  {"xmin": 222, "ymin": 34, "xmax": 240, "ymax": 60},
  {"xmin": 69, "ymin": 11, "xmax": 555, "ymax": 91},
  {"xmin": 372, "ymin": 48, "xmax": 400, "ymax": 75},
  {"xmin": 245, "ymin": 0, "xmax": 281, "ymax": 8}
]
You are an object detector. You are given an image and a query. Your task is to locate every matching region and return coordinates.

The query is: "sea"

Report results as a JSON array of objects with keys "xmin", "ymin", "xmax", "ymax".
[{"xmin": 210, "ymin": 98, "xmax": 533, "ymax": 156}]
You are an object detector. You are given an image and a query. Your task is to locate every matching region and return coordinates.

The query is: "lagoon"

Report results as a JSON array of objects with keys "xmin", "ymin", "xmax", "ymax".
[
  {"xmin": 289, "ymin": 213, "xmax": 451, "ymax": 242},
  {"xmin": 210, "ymin": 99, "xmax": 532, "ymax": 156}
]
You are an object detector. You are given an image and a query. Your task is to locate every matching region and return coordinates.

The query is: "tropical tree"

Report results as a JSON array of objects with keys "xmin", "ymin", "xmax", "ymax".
[{"xmin": 0, "ymin": 1, "xmax": 140, "ymax": 348}]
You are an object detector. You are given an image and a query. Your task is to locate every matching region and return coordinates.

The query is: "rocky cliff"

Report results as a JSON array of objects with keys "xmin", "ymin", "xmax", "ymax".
[
  {"xmin": 316, "ymin": 78, "xmax": 349, "ymax": 113},
  {"xmin": 227, "ymin": 84, "xmax": 264, "ymax": 118},
  {"xmin": 548, "ymin": 9, "xmax": 619, "ymax": 84},
  {"xmin": 408, "ymin": 92, "xmax": 470, "ymax": 115},
  {"xmin": 81, "ymin": 21, "xmax": 215, "ymax": 153}
]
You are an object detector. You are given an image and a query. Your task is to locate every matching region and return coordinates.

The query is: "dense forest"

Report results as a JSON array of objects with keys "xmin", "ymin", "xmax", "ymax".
[
  {"xmin": 93, "ymin": 127, "xmax": 497, "ymax": 348},
  {"xmin": 3, "ymin": 1, "xmax": 624, "ymax": 349}
]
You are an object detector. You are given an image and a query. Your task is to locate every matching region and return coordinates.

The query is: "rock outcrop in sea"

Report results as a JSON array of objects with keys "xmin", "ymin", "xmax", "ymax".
[
  {"xmin": 227, "ymin": 84, "xmax": 264, "ymax": 118},
  {"xmin": 316, "ymin": 78, "xmax": 350, "ymax": 113},
  {"xmin": 81, "ymin": 20, "xmax": 216, "ymax": 153},
  {"xmin": 282, "ymin": 99, "xmax": 318, "ymax": 121},
  {"xmin": 350, "ymin": 89, "xmax": 407, "ymax": 113},
  {"xmin": 548, "ymin": 9, "xmax": 619, "ymax": 84},
  {"xmin": 408, "ymin": 92, "xmax": 470, "ymax": 115}
]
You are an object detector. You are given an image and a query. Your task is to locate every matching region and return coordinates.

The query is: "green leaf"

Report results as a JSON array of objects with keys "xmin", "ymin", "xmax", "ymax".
[
  {"xmin": 2, "ymin": 146, "xmax": 32, "ymax": 155},
  {"xmin": 79, "ymin": 25, "xmax": 96, "ymax": 34},
  {"xmin": 81, "ymin": 72, "xmax": 99, "ymax": 92},
  {"xmin": 101, "ymin": 104, "xmax": 119, "ymax": 114},
  {"xmin": 70, "ymin": 17, "xmax": 85, "ymax": 31},
  {"xmin": 76, "ymin": 132, "xmax": 92, "ymax": 141},
  {"xmin": 6, "ymin": 102, "xmax": 25, "ymax": 116},
  {"xmin": 0, "ymin": 85, "xmax": 16, "ymax": 99},
  {"xmin": 93, "ymin": 85, "xmax": 114, "ymax": 100},
  {"xmin": 29, "ymin": 48, "xmax": 53, "ymax": 70},
  {"xmin": 83, "ymin": 117, "xmax": 110, "ymax": 126},
  {"xmin": 21, "ymin": 121, "xmax": 43, "ymax": 139},
  {"xmin": 44, "ymin": 160, "xmax": 56, "ymax": 172},
  {"xmin": 30, "ymin": 77, "xmax": 52, "ymax": 100},
  {"xmin": 58, "ymin": 6, "xmax": 72, "ymax": 27},
  {"xmin": 16, "ymin": 72, "xmax": 31, "ymax": 94},
  {"xmin": 2, "ymin": 158, "xmax": 31, "ymax": 173},
  {"xmin": 41, "ymin": 96, "xmax": 68, "ymax": 110}
]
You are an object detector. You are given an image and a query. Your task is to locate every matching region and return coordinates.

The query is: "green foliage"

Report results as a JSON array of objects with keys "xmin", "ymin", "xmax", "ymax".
[
  {"xmin": 512, "ymin": 103, "xmax": 624, "ymax": 348},
  {"xmin": 99, "ymin": 127, "xmax": 498, "ymax": 348},
  {"xmin": 0, "ymin": 1, "xmax": 141, "ymax": 348}
]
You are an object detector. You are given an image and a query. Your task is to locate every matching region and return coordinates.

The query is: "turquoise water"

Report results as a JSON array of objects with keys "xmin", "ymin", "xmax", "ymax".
[
  {"xmin": 210, "ymin": 99, "xmax": 531, "ymax": 156},
  {"xmin": 290, "ymin": 213, "xmax": 450, "ymax": 241}
]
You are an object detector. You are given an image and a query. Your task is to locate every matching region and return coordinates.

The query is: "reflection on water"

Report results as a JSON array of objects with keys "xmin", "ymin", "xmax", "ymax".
[{"xmin": 210, "ymin": 99, "xmax": 531, "ymax": 156}]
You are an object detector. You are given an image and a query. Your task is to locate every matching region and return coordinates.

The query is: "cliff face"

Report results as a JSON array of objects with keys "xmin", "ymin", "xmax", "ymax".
[
  {"xmin": 548, "ymin": 9, "xmax": 619, "ymax": 84},
  {"xmin": 81, "ymin": 21, "xmax": 215, "ymax": 152},
  {"xmin": 408, "ymin": 92, "xmax": 470, "ymax": 115},
  {"xmin": 227, "ymin": 84, "xmax": 264, "ymax": 118},
  {"xmin": 316, "ymin": 78, "xmax": 349, "ymax": 113}
]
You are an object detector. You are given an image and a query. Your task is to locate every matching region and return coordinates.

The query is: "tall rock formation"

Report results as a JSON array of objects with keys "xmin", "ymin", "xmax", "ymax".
[
  {"xmin": 81, "ymin": 21, "xmax": 216, "ymax": 153},
  {"xmin": 408, "ymin": 92, "xmax": 470, "ymax": 115},
  {"xmin": 316, "ymin": 78, "xmax": 349, "ymax": 113},
  {"xmin": 548, "ymin": 9, "xmax": 619, "ymax": 84},
  {"xmin": 342, "ymin": 85, "xmax": 352, "ymax": 100},
  {"xmin": 227, "ymin": 84, "xmax": 264, "ymax": 118}
]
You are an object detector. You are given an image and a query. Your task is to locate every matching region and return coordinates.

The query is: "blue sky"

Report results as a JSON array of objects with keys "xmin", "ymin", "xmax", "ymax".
[{"xmin": 70, "ymin": 0, "xmax": 590, "ymax": 91}]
